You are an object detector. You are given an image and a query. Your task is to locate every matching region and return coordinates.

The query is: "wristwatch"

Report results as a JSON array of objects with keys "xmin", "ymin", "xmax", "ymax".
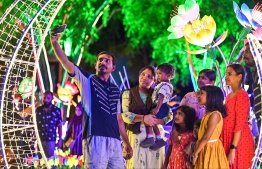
[{"xmin": 230, "ymin": 144, "xmax": 237, "ymax": 149}]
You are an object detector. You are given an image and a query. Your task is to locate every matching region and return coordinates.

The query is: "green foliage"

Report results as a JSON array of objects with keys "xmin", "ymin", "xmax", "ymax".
[{"xmin": 0, "ymin": 0, "xmax": 255, "ymax": 88}]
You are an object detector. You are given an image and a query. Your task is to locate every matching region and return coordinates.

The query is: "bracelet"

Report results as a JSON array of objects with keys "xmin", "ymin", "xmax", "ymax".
[{"xmin": 192, "ymin": 154, "xmax": 198, "ymax": 158}]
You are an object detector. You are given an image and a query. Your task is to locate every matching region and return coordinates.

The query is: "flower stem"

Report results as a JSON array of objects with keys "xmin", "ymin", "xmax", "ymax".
[{"xmin": 229, "ymin": 27, "xmax": 252, "ymax": 63}]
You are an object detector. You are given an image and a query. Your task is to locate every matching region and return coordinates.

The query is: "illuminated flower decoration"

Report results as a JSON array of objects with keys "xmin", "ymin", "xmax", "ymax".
[
  {"xmin": 57, "ymin": 82, "xmax": 79, "ymax": 103},
  {"xmin": 252, "ymin": 27, "xmax": 262, "ymax": 40},
  {"xmin": 167, "ymin": 0, "xmax": 200, "ymax": 39},
  {"xmin": 233, "ymin": 1, "xmax": 262, "ymax": 29},
  {"xmin": 182, "ymin": 15, "xmax": 228, "ymax": 54},
  {"xmin": 18, "ymin": 77, "xmax": 37, "ymax": 99}
]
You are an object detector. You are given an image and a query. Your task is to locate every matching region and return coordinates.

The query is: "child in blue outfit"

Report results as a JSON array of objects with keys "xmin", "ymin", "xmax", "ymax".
[{"xmin": 140, "ymin": 63, "xmax": 175, "ymax": 150}]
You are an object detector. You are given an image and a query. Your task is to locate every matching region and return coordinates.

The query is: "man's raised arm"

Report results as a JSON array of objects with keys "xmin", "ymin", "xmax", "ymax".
[{"xmin": 50, "ymin": 35, "xmax": 75, "ymax": 75}]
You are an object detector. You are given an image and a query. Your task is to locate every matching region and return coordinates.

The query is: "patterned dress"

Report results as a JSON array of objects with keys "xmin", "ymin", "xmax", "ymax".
[
  {"xmin": 122, "ymin": 90, "xmax": 173, "ymax": 169},
  {"xmin": 167, "ymin": 132, "xmax": 194, "ymax": 169},
  {"xmin": 180, "ymin": 92, "xmax": 206, "ymax": 119},
  {"xmin": 195, "ymin": 111, "xmax": 229, "ymax": 169},
  {"xmin": 221, "ymin": 89, "xmax": 254, "ymax": 169}
]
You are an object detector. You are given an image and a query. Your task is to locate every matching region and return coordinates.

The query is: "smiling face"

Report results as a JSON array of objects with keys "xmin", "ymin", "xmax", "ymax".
[
  {"xmin": 225, "ymin": 67, "xmax": 242, "ymax": 87},
  {"xmin": 95, "ymin": 54, "xmax": 116, "ymax": 75},
  {"xmin": 197, "ymin": 73, "xmax": 214, "ymax": 88},
  {"xmin": 138, "ymin": 68, "xmax": 155, "ymax": 90}
]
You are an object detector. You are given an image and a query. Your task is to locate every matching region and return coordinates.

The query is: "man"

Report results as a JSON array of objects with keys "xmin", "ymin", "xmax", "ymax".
[
  {"xmin": 243, "ymin": 42, "xmax": 261, "ymax": 134},
  {"xmin": 35, "ymin": 91, "xmax": 62, "ymax": 157},
  {"xmin": 51, "ymin": 34, "xmax": 133, "ymax": 168}
]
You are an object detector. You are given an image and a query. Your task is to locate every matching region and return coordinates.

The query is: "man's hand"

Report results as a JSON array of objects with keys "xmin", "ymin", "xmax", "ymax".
[
  {"xmin": 56, "ymin": 138, "xmax": 63, "ymax": 149},
  {"xmin": 123, "ymin": 143, "xmax": 133, "ymax": 160}
]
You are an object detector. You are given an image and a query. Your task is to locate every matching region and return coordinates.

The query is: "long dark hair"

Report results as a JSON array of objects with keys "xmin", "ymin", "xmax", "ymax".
[
  {"xmin": 200, "ymin": 86, "xmax": 227, "ymax": 118},
  {"xmin": 227, "ymin": 63, "xmax": 246, "ymax": 87},
  {"xmin": 173, "ymin": 105, "xmax": 196, "ymax": 131}
]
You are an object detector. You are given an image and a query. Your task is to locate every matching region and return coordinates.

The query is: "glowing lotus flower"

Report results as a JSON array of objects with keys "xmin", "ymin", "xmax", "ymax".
[
  {"xmin": 183, "ymin": 15, "xmax": 228, "ymax": 54},
  {"xmin": 233, "ymin": 1, "xmax": 262, "ymax": 29},
  {"xmin": 167, "ymin": 0, "xmax": 200, "ymax": 39},
  {"xmin": 252, "ymin": 27, "xmax": 262, "ymax": 40},
  {"xmin": 183, "ymin": 15, "xmax": 216, "ymax": 47}
]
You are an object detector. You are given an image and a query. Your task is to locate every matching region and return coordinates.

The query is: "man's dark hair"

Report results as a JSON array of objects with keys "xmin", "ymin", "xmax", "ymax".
[
  {"xmin": 96, "ymin": 51, "xmax": 117, "ymax": 66},
  {"xmin": 199, "ymin": 69, "xmax": 216, "ymax": 82}
]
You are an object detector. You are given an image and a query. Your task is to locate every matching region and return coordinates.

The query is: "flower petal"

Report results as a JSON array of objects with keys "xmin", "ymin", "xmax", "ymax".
[
  {"xmin": 241, "ymin": 3, "xmax": 252, "ymax": 22},
  {"xmin": 186, "ymin": 49, "xmax": 207, "ymax": 54},
  {"xmin": 196, "ymin": 29, "xmax": 214, "ymax": 47},
  {"xmin": 233, "ymin": 1, "xmax": 240, "ymax": 13},
  {"xmin": 168, "ymin": 31, "xmax": 184, "ymax": 40},
  {"xmin": 252, "ymin": 27, "xmax": 262, "ymax": 41},
  {"xmin": 213, "ymin": 31, "xmax": 228, "ymax": 47},
  {"xmin": 182, "ymin": 24, "xmax": 193, "ymax": 37},
  {"xmin": 171, "ymin": 14, "xmax": 189, "ymax": 27},
  {"xmin": 235, "ymin": 10, "xmax": 251, "ymax": 27},
  {"xmin": 251, "ymin": 20, "xmax": 260, "ymax": 29},
  {"xmin": 185, "ymin": 5, "xmax": 200, "ymax": 22}
]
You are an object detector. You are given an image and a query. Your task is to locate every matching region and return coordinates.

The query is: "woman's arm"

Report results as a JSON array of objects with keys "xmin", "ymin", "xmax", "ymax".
[
  {"xmin": 121, "ymin": 90, "xmax": 157, "ymax": 126},
  {"xmin": 228, "ymin": 91, "xmax": 250, "ymax": 165},
  {"xmin": 193, "ymin": 112, "xmax": 221, "ymax": 165}
]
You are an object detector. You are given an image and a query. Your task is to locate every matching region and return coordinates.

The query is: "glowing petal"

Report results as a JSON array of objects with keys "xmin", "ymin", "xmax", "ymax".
[
  {"xmin": 213, "ymin": 31, "xmax": 228, "ymax": 47},
  {"xmin": 233, "ymin": 1, "xmax": 240, "ymax": 13},
  {"xmin": 168, "ymin": 31, "xmax": 184, "ymax": 39},
  {"xmin": 241, "ymin": 3, "xmax": 252, "ymax": 22},
  {"xmin": 252, "ymin": 27, "xmax": 262, "ymax": 40}
]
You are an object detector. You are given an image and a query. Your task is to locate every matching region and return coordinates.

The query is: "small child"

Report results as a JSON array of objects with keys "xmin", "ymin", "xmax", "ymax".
[
  {"xmin": 193, "ymin": 86, "xmax": 229, "ymax": 169},
  {"xmin": 140, "ymin": 63, "xmax": 175, "ymax": 150},
  {"xmin": 185, "ymin": 120, "xmax": 201, "ymax": 169},
  {"xmin": 163, "ymin": 105, "xmax": 196, "ymax": 169}
]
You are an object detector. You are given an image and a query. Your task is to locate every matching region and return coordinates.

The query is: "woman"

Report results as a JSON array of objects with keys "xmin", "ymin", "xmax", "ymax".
[
  {"xmin": 121, "ymin": 65, "xmax": 173, "ymax": 169},
  {"xmin": 180, "ymin": 69, "xmax": 216, "ymax": 119},
  {"xmin": 221, "ymin": 64, "xmax": 254, "ymax": 169},
  {"xmin": 64, "ymin": 102, "xmax": 83, "ymax": 156}
]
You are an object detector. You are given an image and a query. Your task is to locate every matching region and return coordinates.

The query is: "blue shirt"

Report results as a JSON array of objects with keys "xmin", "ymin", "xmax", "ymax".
[
  {"xmin": 71, "ymin": 66, "xmax": 120, "ymax": 140},
  {"xmin": 36, "ymin": 105, "xmax": 62, "ymax": 141}
]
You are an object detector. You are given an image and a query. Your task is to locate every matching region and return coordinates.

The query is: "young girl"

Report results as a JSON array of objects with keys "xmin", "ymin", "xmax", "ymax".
[
  {"xmin": 163, "ymin": 105, "xmax": 196, "ymax": 169},
  {"xmin": 193, "ymin": 86, "xmax": 229, "ymax": 169},
  {"xmin": 221, "ymin": 64, "xmax": 254, "ymax": 169},
  {"xmin": 185, "ymin": 119, "xmax": 201, "ymax": 169}
]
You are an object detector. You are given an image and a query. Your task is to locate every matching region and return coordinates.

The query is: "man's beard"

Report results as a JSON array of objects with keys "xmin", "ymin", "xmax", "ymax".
[{"xmin": 44, "ymin": 102, "xmax": 52, "ymax": 108}]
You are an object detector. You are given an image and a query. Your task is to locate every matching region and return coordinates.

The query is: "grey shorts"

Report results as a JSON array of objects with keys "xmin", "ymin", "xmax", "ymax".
[{"xmin": 83, "ymin": 136, "xmax": 124, "ymax": 169}]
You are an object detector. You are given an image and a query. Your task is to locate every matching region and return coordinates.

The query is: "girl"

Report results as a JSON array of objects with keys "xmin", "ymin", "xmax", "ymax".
[
  {"xmin": 163, "ymin": 105, "xmax": 196, "ymax": 169},
  {"xmin": 193, "ymin": 86, "xmax": 229, "ymax": 169},
  {"xmin": 180, "ymin": 69, "xmax": 216, "ymax": 119},
  {"xmin": 221, "ymin": 64, "xmax": 254, "ymax": 169},
  {"xmin": 185, "ymin": 119, "xmax": 201, "ymax": 169}
]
